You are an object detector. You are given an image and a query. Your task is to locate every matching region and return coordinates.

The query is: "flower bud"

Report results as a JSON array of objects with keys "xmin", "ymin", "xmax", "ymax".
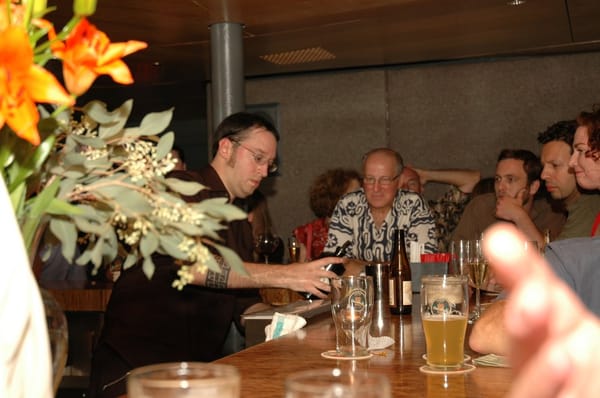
[
  {"xmin": 24, "ymin": 0, "xmax": 47, "ymax": 16},
  {"xmin": 73, "ymin": 0, "xmax": 97, "ymax": 16}
]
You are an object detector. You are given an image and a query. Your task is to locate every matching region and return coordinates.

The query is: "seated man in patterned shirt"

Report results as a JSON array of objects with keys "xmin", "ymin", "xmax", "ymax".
[
  {"xmin": 399, "ymin": 166, "xmax": 481, "ymax": 251},
  {"xmin": 324, "ymin": 148, "xmax": 437, "ymax": 270}
]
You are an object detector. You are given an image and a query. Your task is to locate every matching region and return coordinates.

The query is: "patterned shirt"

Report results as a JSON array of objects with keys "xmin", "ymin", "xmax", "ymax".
[
  {"xmin": 429, "ymin": 186, "xmax": 472, "ymax": 252},
  {"xmin": 325, "ymin": 189, "xmax": 437, "ymax": 261}
]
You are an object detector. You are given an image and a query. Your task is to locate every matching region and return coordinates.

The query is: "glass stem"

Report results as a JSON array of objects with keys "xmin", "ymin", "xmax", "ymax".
[{"xmin": 475, "ymin": 287, "xmax": 481, "ymax": 315}]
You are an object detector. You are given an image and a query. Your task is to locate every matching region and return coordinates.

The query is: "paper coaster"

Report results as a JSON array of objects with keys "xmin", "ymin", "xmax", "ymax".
[
  {"xmin": 419, "ymin": 363, "xmax": 475, "ymax": 375},
  {"xmin": 422, "ymin": 354, "xmax": 471, "ymax": 362},
  {"xmin": 321, "ymin": 350, "xmax": 373, "ymax": 360}
]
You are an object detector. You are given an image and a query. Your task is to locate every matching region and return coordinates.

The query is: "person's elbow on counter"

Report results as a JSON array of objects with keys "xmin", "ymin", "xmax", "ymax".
[{"xmin": 469, "ymin": 299, "xmax": 510, "ymax": 356}]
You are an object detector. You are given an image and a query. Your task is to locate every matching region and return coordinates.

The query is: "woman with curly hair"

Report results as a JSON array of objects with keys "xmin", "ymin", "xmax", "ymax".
[
  {"xmin": 570, "ymin": 105, "xmax": 600, "ymax": 235},
  {"xmin": 293, "ymin": 169, "xmax": 361, "ymax": 260}
]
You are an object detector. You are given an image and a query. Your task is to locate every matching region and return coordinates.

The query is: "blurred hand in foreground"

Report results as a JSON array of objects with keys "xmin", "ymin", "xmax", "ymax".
[{"xmin": 483, "ymin": 223, "xmax": 600, "ymax": 398}]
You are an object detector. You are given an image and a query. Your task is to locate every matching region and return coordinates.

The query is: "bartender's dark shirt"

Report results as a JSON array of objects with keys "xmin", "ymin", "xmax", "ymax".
[{"xmin": 94, "ymin": 166, "xmax": 257, "ymax": 375}]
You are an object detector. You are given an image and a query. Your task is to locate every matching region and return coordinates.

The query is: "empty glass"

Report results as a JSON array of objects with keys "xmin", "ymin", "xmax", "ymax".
[
  {"xmin": 330, "ymin": 276, "xmax": 374, "ymax": 358},
  {"xmin": 127, "ymin": 362, "xmax": 240, "ymax": 398},
  {"xmin": 285, "ymin": 368, "xmax": 391, "ymax": 398}
]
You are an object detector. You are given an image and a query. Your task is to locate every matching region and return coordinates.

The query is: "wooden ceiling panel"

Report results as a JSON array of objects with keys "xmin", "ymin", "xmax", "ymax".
[
  {"xmin": 45, "ymin": 0, "xmax": 600, "ymax": 83},
  {"xmin": 568, "ymin": 0, "xmax": 600, "ymax": 42}
]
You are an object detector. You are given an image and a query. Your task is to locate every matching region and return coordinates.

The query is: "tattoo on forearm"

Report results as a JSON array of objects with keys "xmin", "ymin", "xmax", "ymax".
[{"xmin": 205, "ymin": 255, "xmax": 230, "ymax": 289}]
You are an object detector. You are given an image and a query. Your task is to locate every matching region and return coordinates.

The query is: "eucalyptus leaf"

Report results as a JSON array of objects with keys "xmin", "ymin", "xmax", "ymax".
[
  {"xmin": 123, "ymin": 253, "xmax": 138, "ymax": 270},
  {"xmin": 140, "ymin": 231, "xmax": 159, "ymax": 257},
  {"xmin": 73, "ymin": 217, "xmax": 106, "ymax": 235},
  {"xmin": 84, "ymin": 99, "xmax": 133, "ymax": 125},
  {"xmin": 91, "ymin": 240, "xmax": 104, "ymax": 267},
  {"xmin": 49, "ymin": 218, "xmax": 77, "ymax": 262},
  {"xmin": 139, "ymin": 108, "xmax": 174, "ymax": 136},
  {"xmin": 63, "ymin": 152, "xmax": 87, "ymax": 166},
  {"xmin": 118, "ymin": 190, "xmax": 153, "ymax": 215},
  {"xmin": 164, "ymin": 177, "xmax": 205, "ymax": 196},
  {"xmin": 195, "ymin": 198, "xmax": 247, "ymax": 221},
  {"xmin": 142, "ymin": 256, "xmax": 155, "ymax": 279},
  {"xmin": 75, "ymin": 249, "xmax": 91, "ymax": 266},
  {"xmin": 156, "ymin": 132, "xmax": 174, "ymax": 159},
  {"xmin": 212, "ymin": 242, "xmax": 247, "ymax": 276},
  {"xmin": 159, "ymin": 235, "xmax": 187, "ymax": 259},
  {"xmin": 70, "ymin": 134, "xmax": 106, "ymax": 149},
  {"xmin": 199, "ymin": 251, "xmax": 221, "ymax": 273},
  {"xmin": 172, "ymin": 222, "xmax": 203, "ymax": 235}
]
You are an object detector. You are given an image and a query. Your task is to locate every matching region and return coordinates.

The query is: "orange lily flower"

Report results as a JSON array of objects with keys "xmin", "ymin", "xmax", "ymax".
[
  {"xmin": 0, "ymin": 26, "xmax": 74, "ymax": 146},
  {"xmin": 51, "ymin": 18, "xmax": 147, "ymax": 96}
]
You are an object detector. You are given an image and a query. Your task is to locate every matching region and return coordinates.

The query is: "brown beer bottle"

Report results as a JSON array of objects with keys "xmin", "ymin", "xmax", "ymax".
[{"xmin": 390, "ymin": 229, "xmax": 412, "ymax": 315}]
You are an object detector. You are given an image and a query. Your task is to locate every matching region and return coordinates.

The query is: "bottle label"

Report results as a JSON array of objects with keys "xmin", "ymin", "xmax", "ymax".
[
  {"xmin": 402, "ymin": 281, "xmax": 412, "ymax": 305},
  {"xmin": 389, "ymin": 279, "xmax": 397, "ymax": 306}
]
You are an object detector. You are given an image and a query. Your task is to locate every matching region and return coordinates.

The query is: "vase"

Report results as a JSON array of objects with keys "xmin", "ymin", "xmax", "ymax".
[{"xmin": 41, "ymin": 287, "xmax": 69, "ymax": 394}]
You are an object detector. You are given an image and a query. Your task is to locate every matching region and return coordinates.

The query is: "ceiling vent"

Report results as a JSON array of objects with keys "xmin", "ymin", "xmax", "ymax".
[{"xmin": 259, "ymin": 46, "xmax": 336, "ymax": 65}]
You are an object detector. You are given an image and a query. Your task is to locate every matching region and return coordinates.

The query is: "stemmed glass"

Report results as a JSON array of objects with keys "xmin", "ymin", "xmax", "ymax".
[
  {"xmin": 288, "ymin": 236, "xmax": 302, "ymax": 263},
  {"xmin": 254, "ymin": 231, "xmax": 280, "ymax": 264},
  {"xmin": 466, "ymin": 239, "xmax": 489, "ymax": 323}
]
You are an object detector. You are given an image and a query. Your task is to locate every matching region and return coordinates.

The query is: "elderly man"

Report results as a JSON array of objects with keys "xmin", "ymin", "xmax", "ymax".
[
  {"xmin": 89, "ymin": 112, "xmax": 340, "ymax": 398},
  {"xmin": 324, "ymin": 148, "xmax": 437, "ymax": 265},
  {"xmin": 452, "ymin": 149, "xmax": 566, "ymax": 248},
  {"xmin": 538, "ymin": 120, "xmax": 600, "ymax": 239}
]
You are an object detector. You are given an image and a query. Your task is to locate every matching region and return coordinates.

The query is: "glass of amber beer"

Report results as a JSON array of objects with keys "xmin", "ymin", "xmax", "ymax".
[{"xmin": 420, "ymin": 275, "xmax": 473, "ymax": 373}]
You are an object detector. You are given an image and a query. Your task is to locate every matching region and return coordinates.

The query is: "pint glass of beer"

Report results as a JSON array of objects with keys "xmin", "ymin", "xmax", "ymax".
[{"xmin": 420, "ymin": 275, "xmax": 469, "ymax": 370}]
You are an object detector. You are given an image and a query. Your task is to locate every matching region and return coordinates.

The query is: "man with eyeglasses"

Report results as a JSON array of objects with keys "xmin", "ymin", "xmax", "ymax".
[
  {"xmin": 89, "ymin": 112, "xmax": 340, "ymax": 398},
  {"xmin": 324, "ymin": 148, "xmax": 437, "ymax": 267}
]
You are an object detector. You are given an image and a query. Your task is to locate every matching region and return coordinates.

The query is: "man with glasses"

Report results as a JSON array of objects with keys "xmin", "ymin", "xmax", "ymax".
[
  {"xmin": 452, "ymin": 149, "xmax": 566, "ymax": 248},
  {"xmin": 324, "ymin": 148, "xmax": 437, "ymax": 266},
  {"xmin": 89, "ymin": 112, "xmax": 340, "ymax": 398}
]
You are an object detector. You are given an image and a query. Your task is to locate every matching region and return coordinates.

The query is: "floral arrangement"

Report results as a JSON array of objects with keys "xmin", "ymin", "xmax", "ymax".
[{"xmin": 0, "ymin": 0, "xmax": 245, "ymax": 287}]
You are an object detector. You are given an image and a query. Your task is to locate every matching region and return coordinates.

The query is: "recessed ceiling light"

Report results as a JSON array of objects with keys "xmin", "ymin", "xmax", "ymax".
[
  {"xmin": 507, "ymin": 0, "xmax": 526, "ymax": 5},
  {"xmin": 259, "ymin": 47, "xmax": 336, "ymax": 66}
]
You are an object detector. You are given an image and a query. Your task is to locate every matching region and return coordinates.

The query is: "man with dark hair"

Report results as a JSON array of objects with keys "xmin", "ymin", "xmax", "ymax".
[
  {"xmin": 452, "ymin": 148, "xmax": 566, "ymax": 247},
  {"xmin": 538, "ymin": 120, "xmax": 600, "ymax": 239},
  {"xmin": 89, "ymin": 112, "xmax": 340, "ymax": 397}
]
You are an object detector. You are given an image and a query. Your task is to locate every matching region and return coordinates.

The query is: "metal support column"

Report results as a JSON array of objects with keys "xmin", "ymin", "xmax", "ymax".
[{"xmin": 209, "ymin": 22, "xmax": 245, "ymax": 134}]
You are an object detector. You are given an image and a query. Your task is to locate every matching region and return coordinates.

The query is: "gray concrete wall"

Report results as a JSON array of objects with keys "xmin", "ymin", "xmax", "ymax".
[{"xmin": 246, "ymin": 51, "xmax": 600, "ymax": 248}]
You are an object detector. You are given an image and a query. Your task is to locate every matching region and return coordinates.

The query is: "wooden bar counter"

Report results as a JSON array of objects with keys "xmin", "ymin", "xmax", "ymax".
[{"xmin": 215, "ymin": 295, "xmax": 511, "ymax": 397}]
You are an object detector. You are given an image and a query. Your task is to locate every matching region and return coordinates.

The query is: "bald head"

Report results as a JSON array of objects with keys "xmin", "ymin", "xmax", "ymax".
[
  {"xmin": 361, "ymin": 148, "xmax": 403, "ymax": 176},
  {"xmin": 399, "ymin": 167, "xmax": 422, "ymax": 193}
]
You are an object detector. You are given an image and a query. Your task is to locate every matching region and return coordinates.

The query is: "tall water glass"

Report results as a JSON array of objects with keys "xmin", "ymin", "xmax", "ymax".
[
  {"xmin": 127, "ymin": 362, "xmax": 240, "ymax": 398},
  {"xmin": 330, "ymin": 276, "xmax": 374, "ymax": 357},
  {"xmin": 449, "ymin": 240, "xmax": 470, "ymax": 276},
  {"xmin": 285, "ymin": 368, "xmax": 391, "ymax": 398}
]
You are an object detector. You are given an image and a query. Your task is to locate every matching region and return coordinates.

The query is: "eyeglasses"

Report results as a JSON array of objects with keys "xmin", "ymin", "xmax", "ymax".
[
  {"xmin": 229, "ymin": 138, "xmax": 278, "ymax": 173},
  {"xmin": 363, "ymin": 175, "xmax": 399, "ymax": 187}
]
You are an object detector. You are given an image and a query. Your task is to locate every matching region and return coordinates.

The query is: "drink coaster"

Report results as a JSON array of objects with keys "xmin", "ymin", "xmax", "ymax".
[
  {"xmin": 419, "ymin": 363, "xmax": 475, "ymax": 375},
  {"xmin": 422, "ymin": 354, "xmax": 471, "ymax": 362},
  {"xmin": 321, "ymin": 350, "xmax": 373, "ymax": 360}
]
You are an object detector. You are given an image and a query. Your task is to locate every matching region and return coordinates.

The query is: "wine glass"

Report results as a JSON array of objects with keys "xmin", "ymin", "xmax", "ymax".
[
  {"xmin": 466, "ymin": 239, "xmax": 489, "ymax": 323},
  {"xmin": 255, "ymin": 232, "xmax": 280, "ymax": 264},
  {"xmin": 288, "ymin": 236, "xmax": 301, "ymax": 263}
]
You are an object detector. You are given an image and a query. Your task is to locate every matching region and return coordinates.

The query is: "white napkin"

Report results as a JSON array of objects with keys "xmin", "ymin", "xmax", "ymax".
[
  {"xmin": 472, "ymin": 354, "xmax": 510, "ymax": 367},
  {"xmin": 264, "ymin": 312, "xmax": 307, "ymax": 341},
  {"xmin": 368, "ymin": 334, "xmax": 395, "ymax": 350}
]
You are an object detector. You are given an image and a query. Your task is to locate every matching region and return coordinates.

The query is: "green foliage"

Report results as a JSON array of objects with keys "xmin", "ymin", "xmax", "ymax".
[{"xmin": 1, "ymin": 99, "xmax": 246, "ymax": 286}]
